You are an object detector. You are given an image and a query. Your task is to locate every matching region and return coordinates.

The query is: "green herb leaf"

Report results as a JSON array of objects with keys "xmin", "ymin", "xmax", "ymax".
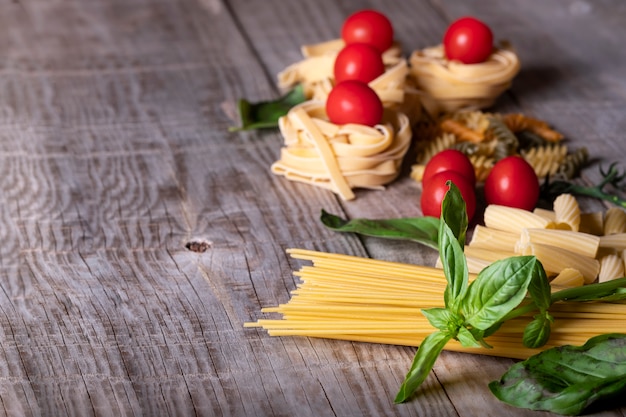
[
  {"xmin": 527, "ymin": 260, "xmax": 552, "ymax": 312},
  {"xmin": 462, "ymin": 256, "xmax": 539, "ymax": 330},
  {"xmin": 320, "ymin": 210, "xmax": 440, "ymax": 250},
  {"xmin": 440, "ymin": 181, "xmax": 468, "ymax": 247},
  {"xmin": 522, "ymin": 312, "xmax": 553, "ymax": 348},
  {"xmin": 438, "ymin": 182, "xmax": 469, "ymax": 310},
  {"xmin": 489, "ymin": 333, "xmax": 626, "ymax": 415},
  {"xmin": 457, "ymin": 326, "xmax": 486, "ymax": 348},
  {"xmin": 421, "ymin": 307, "xmax": 460, "ymax": 332},
  {"xmin": 229, "ymin": 85, "xmax": 307, "ymax": 131},
  {"xmin": 394, "ymin": 331, "xmax": 453, "ymax": 404}
]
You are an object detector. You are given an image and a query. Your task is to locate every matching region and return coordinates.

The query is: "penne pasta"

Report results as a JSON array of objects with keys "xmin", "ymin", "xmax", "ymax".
[
  {"xmin": 484, "ymin": 205, "xmax": 554, "ymax": 234},
  {"xmin": 598, "ymin": 254, "xmax": 624, "ymax": 282},
  {"xmin": 517, "ymin": 242, "xmax": 599, "ymax": 283},
  {"xmin": 550, "ymin": 268, "xmax": 584, "ymax": 290},
  {"xmin": 518, "ymin": 228, "xmax": 599, "ymax": 258},
  {"xmin": 468, "ymin": 225, "xmax": 519, "ymax": 252},
  {"xmin": 553, "ymin": 193, "xmax": 580, "ymax": 231},
  {"xmin": 603, "ymin": 207, "xmax": 626, "ymax": 235}
]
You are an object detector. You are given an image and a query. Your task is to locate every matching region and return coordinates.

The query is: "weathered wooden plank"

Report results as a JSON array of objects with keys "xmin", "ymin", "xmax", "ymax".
[{"xmin": 0, "ymin": 0, "xmax": 624, "ymax": 416}]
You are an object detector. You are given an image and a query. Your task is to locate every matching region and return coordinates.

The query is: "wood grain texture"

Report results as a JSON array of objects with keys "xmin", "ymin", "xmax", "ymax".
[{"xmin": 0, "ymin": 0, "xmax": 624, "ymax": 416}]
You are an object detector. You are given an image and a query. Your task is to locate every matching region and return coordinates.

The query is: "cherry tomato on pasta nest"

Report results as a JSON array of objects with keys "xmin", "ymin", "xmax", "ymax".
[
  {"xmin": 421, "ymin": 149, "xmax": 476, "ymax": 186},
  {"xmin": 443, "ymin": 16, "xmax": 494, "ymax": 64},
  {"xmin": 421, "ymin": 170, "xmax": 477, "ymax": 221},
  {"xmin": 326, "ymin": 80, "xmax": 383, "ymax": 127},
  {"xmin": 341, "ymin": 9, "xmax": 394, "ymax": 53},
  {"xmin": 334, "ymin": 43, "xmax": 385, "ymax": 84},
  {"xmin": 484, "ymin": 156, "xmax": 539, "ymax": 211}
]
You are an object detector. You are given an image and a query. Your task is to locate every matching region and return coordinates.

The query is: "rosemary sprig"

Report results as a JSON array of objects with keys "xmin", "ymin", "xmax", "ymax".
[{"xmin": 542, "ymin": 163, "xmax": 626, "ymax": 208}]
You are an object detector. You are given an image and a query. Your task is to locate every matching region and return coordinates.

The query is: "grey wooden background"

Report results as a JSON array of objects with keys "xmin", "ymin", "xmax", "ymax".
[{"xmin": 0, "ymin": 0, "xmax": 624, "ymax": 416}]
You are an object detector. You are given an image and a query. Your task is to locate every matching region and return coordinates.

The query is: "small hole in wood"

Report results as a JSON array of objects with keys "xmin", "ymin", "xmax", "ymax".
[{"xmin": 185, "ymin": 239, "xmax": 212, "ymax": 253}]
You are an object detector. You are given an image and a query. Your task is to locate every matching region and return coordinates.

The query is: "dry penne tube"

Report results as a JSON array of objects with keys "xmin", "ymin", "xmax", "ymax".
[
  {"xmin": 533, "ymin": 208, "xmax": 556, "ymax": 222},
  {"xmin": 550, "ymin": 268, "xmax": 584, "ymax": 290},
  {"xmin": 517, "ymin": 242, "xmax": 599, "ymax": 283},
  {"xmin": 599, "ymin": 233, "xmax": 626, "ymax": 252},
  {"xmin": 468, "ymin": 225, "xmax": 519, "ymax": 252},
  {"xmin": 553, "ymin": 193, "xmax": 581, "ymax": 231},
  {"xmin": 464, "ymin": 246, "xmax": 518, "ymax": 263},
  {"xmin": 603, "ymin": 207, "xmax": 626, "ymax": 235},
  {"xmin": 598, "ymin": 254, "xmax": 625, "ymax": 283},
  {"xmin": 484, "ymin": 204, "xmax": 554, "ymax": 234},
  {"xmin": 518, "ymin": 228, "xmax": 600, "ymax": 258}
]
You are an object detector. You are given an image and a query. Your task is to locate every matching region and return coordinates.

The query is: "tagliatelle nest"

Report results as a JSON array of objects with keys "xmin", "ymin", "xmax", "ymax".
[
  {"xmin": 271, "ymin": 101, "xmax": 412, "ymax": 201},
  {"xmin": 409, "ymin": 42, "xmax": 521, "ymax": 116},
  {"xmin": 277, "ymin": 38, "xmax": 422, "ymax": 123}
]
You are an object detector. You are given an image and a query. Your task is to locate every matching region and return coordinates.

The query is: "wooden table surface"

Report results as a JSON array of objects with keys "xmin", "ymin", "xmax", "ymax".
[{"xmin": 1, "ymin": 0, "xmax": 625, "ymax": 416}]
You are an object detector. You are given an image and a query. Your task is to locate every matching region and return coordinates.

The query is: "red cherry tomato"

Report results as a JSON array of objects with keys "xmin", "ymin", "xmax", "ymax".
[
  {"xmin": 341, "ymin": 9, "xmax": 394, "ymax": 53},
  {"xmin": 443, "ymin": 16, "xmax": 494, "ymax": 64},
  {"xmin": 326, "ymin": 80, "xmax": 383, "ymax": 126},
  {"xmin": 334, "ymin": 43, "xmax": 385, "ymax": 84},
  {"xmin": 484, "ymin": 156, "xmax": 539, "ymax": 210},
  {"xmin": 422, "ymin": 149, "xmax": 476, "ymax": 186},
  {"xmin": 421, "ymin": 171, "xmax": 477, "ymax": 221}
]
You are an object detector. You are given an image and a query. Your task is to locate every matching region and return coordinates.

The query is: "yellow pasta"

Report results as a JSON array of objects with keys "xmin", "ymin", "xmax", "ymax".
[
  {"xmin": 550, "ymin": 268, "xmax": 585, "ymax": 290},
  {"xmin": 518, "ymin": 228, "xmax": 600, "ymax": 258},
  {"xmin": 553, "ymin": 193, "xmax": 581, "ymax": 231},
  {"xmin": 468, "ymin": 224, "xmax": 519, "ymax": 252},
  {"xmin": 603, "ymin": 207, "xmax": 626, "ymax": 235},
  {"xmin": 484, "ymin": 204, "xmax": 554, "ymax": 234},
  {"xmin": 517, "ymin": 242, "xmax": 599, "ymax": 283},
  {"xmin": 246, "ymin": 249, "xmax": 626, "ymax": 361},
  {"xmin": 533, "ymin": 207, "xmax": 556, "ymax": 222},
  {"xmin": 598, "ymin": 254, "xmax": 624, "ymax": 283},
  {"xmin": 599, "ymin": 233, "xmax": 626, "ymax": 252},
  {"xmin": 409, "ymin": 42, "xmax": 521, "ymax": 116},
  {"xmin": 521, "ymin": 144, "xmax": 568, "ymax": 178},
  {"xmin": 272, "ymin": 102, "xmax": 411, "ymax": 200}
]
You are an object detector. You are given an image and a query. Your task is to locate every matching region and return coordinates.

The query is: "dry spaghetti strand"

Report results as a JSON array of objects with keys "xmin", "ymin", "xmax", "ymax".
[{"xmin": 245, "ymin": 249, "xmax": 626, "ymax": 360}]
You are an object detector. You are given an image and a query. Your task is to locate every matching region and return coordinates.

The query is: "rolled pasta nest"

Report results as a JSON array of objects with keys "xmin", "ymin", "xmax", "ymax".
[
  {"xmin": 271, "ymin": 101, "xmax": 412, "ymax": 201},
  {"xmin": 409, "ymin": 41, "xmax": 521, "ymax": 116},
  {"xmin": 277, "ymin": 38, "xmax": 422, "ymax": 122}
]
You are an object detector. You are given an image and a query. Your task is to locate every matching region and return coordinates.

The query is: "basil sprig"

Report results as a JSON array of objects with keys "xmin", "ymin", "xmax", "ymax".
[
  {"xmin": 394, "ymin": 182, "xmax": 548, "ymax": 403},
  {"xmin": 393, "ymin": 182, "xmax": 626, "ymax": 409},
  {"xmin": 230, "ymin": 84, "xmax": 306, "ymax": 131}
]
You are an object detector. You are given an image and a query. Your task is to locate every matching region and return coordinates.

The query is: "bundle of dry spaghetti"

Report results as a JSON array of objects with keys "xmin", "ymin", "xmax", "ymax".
[
  {"xmin": 409, "ymin": 42, "xmax": 521, "ymax": 116},
  {"xmin": 245, "ymin": 248, "xmax": 626, "ymax": 360},
  {"xmin": 271, "ymin": 101, "xmax": 411, "ymax": 200}
]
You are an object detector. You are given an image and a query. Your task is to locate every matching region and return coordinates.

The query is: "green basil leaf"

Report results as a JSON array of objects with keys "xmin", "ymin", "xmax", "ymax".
[
  {"xmin": 489, "ymin": 333, "xmax": 626, "ymax": 415},
  {"xmin": 456, "ymin": 326, "xmax": 485, "ymax": 348},
  {"xmin": 527, "ymin": 260, "xmax": 552, "ymax": 312},
  {"xmin": 440, "ymin": 181, "xmax": 468, "ymax": 247},
  {"xmin": 229, "ymin": 85, "xmax": 307, "ymax": 131},
  {"xmin": 438, "ymin": 183, "xmax": 469, "ymax": 310},
  {"xmin": 522, "ymin": 312, "xmax": 553, "ymax": 348},
  {"xmin": 394, "ymin": 331, "xmax": 453, "ymax": 404},
  {"xmin": 421, "ymin": 308, "xmax": 458, "ymax": 331},
  {"xmin": 320, "ymin": 210, "xmax": 440, "ymax": 250},
  {"xmin": 462, "ymin": 256, "xmax": 539, "ymax": 330}
]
